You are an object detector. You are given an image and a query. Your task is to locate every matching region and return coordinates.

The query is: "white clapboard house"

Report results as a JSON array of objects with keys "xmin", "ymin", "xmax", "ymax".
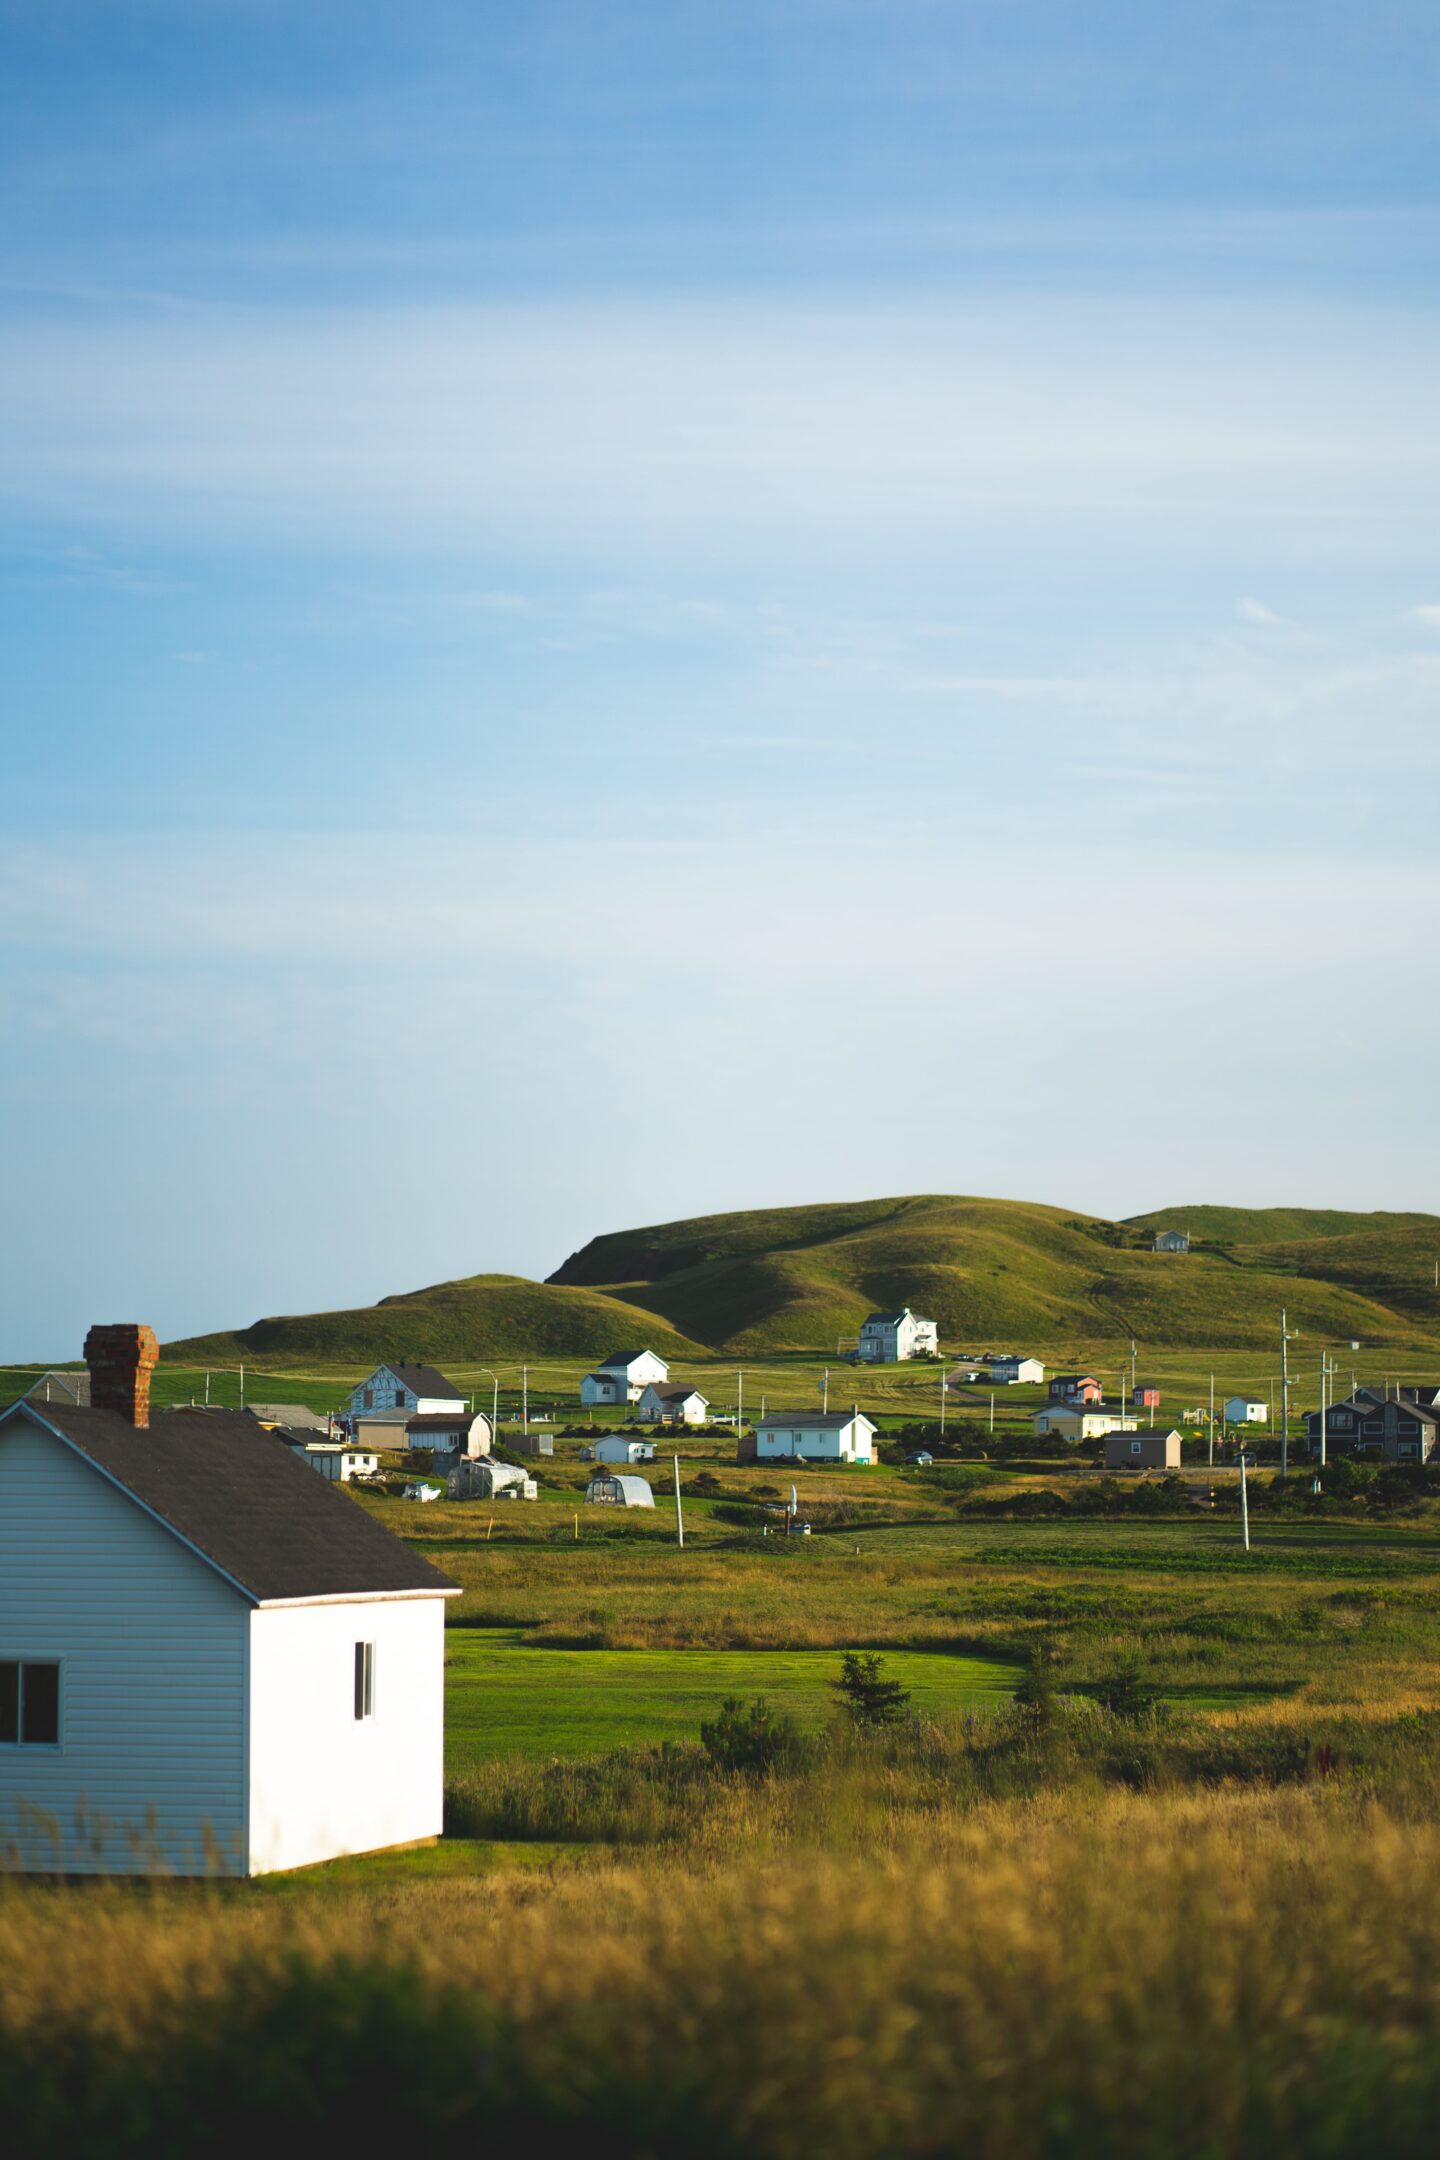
[
  {"xmin": 636, "ymin": 1381, "xmax": 709, "ymax": 1426},
  {"xmin": 857, "ymin": 1310, "xmax": 939, "ymax": 1363},
  {"xmin": 348, "ymin": 1362, "xmax": 465, "ymax": 1421},
  {"xmin": 754, "ymin": 1411, "xmax": 878, "ymax": 1464},
  {"xmin": 0, "ymin": 1325, "xmax": 459, "ymax": 1878},
  {"xmin": 579, "ymin": 1350, "xmax": 670, "ymax": 1406}
]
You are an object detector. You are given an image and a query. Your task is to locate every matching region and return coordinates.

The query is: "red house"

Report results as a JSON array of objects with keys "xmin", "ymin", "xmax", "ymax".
[
  {"xmin": 1049, "ymin": 1374, "xmax": 1102, "ymax": 1405},
  {"xmin": 1132, "ymin": 1385, "xmax": 1161, "ymax": 1410}
]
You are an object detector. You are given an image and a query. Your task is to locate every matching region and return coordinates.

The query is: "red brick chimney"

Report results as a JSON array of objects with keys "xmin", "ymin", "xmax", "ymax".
[{"xmin": 84, "ymin": 1324, "xmax": 160, "ymax": 1429}]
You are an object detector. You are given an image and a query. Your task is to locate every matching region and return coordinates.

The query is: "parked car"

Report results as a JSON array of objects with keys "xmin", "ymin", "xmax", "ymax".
[{"xmin": 905, "ymin": 1451, "xmax": 934, "ymax": 1466}]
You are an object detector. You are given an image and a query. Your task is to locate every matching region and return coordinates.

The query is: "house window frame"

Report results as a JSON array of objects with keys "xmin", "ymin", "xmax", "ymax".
[
  {"xmin": 354, "ymin": 1641, "xmax": 376, "ymax": 1721},
  {"xmin": 0, "ymin": 1656, "xmax": 64, "ymax": 1749}
]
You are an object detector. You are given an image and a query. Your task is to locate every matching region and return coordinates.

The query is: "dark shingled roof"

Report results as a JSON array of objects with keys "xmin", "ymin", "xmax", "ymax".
[
  {"xmin": 406, "ymin": 1412, "xmax": 477, "ymax": 1434},
  {"xmin": 4, "ymin": 1401, "xmax": 459, "ymax": 1604},
  {"xmin": 378, "ymin": 1362, "xmax": 461, "ymax": 1399}
]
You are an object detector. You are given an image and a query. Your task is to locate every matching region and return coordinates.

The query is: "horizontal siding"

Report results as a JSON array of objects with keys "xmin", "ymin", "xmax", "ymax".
[{"xmin": 0, "ymin": 1416, "xmax": 247, "ymax": 1875}]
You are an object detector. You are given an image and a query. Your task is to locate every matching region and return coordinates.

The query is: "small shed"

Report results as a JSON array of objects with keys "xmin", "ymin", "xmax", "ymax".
[
  {"xmin": 1152, "ymin": 1230, "xmax": 1190, "ymax": 1253},
  {"xmin": 1225, "ymin": 1396, "xmax": 1268, "ymax": 1425},
  {"xmin": 585, "ymin": 1473, "xmax": 656, "ymax": 1509},
  {"xmin": 592, "ymin": 1436, "xmax": 657, "ymax": 1465},
  {"xmin": 1132, "ymin": 1385, "xmax": 1161, "ymax": 1410},
  {"xmin": 1105, "ymin": 1428, "xmax": 1183, "ymax": 1470}
]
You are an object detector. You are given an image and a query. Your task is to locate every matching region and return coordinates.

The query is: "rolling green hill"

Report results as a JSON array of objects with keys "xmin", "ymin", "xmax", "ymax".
[
  {"xmin": 162, "ymin": 1196, "xmax": 1440, "ymax": 1367},
  {"xmin": 549, "ymin": 1194, "xmax": 1440, "ymax": 1354},
  {"xmin": 167, "ymin": 1274, "xmax": 707, "ymax": 1365}
]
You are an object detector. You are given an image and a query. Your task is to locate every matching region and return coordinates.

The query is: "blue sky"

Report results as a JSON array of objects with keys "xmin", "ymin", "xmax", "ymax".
[{"xmin": 3, "ymin": 2, "xmax": 1438, "ymax": 1357}]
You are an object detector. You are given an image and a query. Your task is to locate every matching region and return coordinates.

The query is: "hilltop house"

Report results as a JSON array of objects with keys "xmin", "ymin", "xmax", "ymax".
[
  {"xmin": 1106, "ymin": 1428, "xmax": 1183, "ymax": 1470},
  {"xmin": 858, "ymin": 1310, "xmax": 939, "ymax": 1363},
  {"xmin": 753, "ymin": 1411, "xmax": 877, "ymax": 1464},
  {"xmin": 1152, "ymin": 1230, "xmax": 1190, "ymax": 1253},
  {"xmin": 348, "ymin": 1363, "xmax": 465, "ymax": 1421},
  {"xmin": 637, "ymin": 1381, "xmax": 709, "ymax": 1426},
  {"xmin": 0, "ymin": 1325, "xmax": 459, "ymax": 1877},
  {"xmin": 1224, "ymin": 1396, "xmax": 1268, "ymax": 1425},
  {"xmin": 579, "ymin": 1350, "xmax": 670, "ymax": 1406},
  {"xmin": 22, "ymin": 1370, "xmax": 91, "ymax": 1407},
  {"xmin": 1305, "ymin": 1387, "xmax": 1440, "ymax": 1463},
  {"xmin": 1034, "ymin": 1405, "xmax": 1136, "ymax": 1442},
  {"xmin": 1048, "ymin": 1375, "xmax": 1103, "ymax": 1405}
]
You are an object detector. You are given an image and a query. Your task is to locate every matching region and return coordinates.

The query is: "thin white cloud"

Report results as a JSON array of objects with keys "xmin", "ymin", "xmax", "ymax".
[
  {"xmin": 1412, "ymin": 603, "xmax": 1440, "ymax": 628},
  {"xmin": 1, "ymin": 295, "xmax": 1437, "ymax": 560},
  {"xmin": 1236, "ymin": 596, "xmax": 1282, "ymax": 624}
]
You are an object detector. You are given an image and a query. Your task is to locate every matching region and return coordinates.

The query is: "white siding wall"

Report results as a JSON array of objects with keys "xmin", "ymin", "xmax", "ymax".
[
  {"xmin": 0, "ymin": 1418, "xmax": 248, "ymax": 1875},
  {"xmin": 247, "ymin": 1597, "xmax": 446, "ymax": 1875}
]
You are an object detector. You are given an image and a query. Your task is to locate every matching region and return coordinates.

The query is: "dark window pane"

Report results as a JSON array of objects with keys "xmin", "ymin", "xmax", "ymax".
[
  {"xmin": 0, "ymin": 1663, "xmax": 17, "ymax": 1743},
  {"xmin": 354, "ymin": 1641, "xmax": 366, "ymax": 1719},
  {"xmin": 21, "ymin": 1662, "xmax": 59, "ymax": 1745}
]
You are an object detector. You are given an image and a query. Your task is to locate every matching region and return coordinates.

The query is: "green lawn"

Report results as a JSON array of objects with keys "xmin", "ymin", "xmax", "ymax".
[{"xmin": 443, "ymin": 1628, "xmax": 1017, "ymax": 1765}]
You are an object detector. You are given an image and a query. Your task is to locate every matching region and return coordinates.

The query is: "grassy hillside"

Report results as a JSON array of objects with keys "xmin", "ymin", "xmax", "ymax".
[
  {"xmin": 552, "ymin": 1194, "xmax": 1440, "ymax": 1353},
  {"xmin": 159, "ymin": 1195, "xmax": 1440, "ymax": 1368},
  {"xmin": 167, "ymin": 1273, "xmax": 705, "ymax": 1365}
]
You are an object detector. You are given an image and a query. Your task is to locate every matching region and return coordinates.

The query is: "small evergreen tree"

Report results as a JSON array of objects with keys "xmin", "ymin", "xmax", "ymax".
[
  {"xmin": 1098, "ymin": 1654, "xmax": 1161, "ymax": 1723},
  {"xmin": 1013, "ymin": 1643, "xmax": 1060, "ymax": 1729},
  {"xmin": 834, "ymin": 1651, "xmax": 911, "ymax": 1729},
  {"xmin": 699, "ymin": 1696, "xmax": 801, "ymax": 1773}
]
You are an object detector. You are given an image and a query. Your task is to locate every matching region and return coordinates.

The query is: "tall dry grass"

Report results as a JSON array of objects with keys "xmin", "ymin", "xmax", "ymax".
[{"xmin": 3, "ymin": 1787, "xmax": 1440, "ymax": 2155}]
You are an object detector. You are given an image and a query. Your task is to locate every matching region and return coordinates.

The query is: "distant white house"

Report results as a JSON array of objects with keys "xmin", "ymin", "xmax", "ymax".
[
  {"xmin": 858, "ymin": 1310, "xmax": 939, "ymax": 1363},
  {"xmin": 348, "ymin": 1362, "xmax": 465, "ymax": 1420},
  {"xmin": 1034, "ymin": 1406, "xmax": 1137, "ymax": 1442},
  {"xmin": 988, "ymin": 1355, "xmax": 1045, "ymax": 1386},
  {"xmin": 585, "ymin": 1472, "xmax": 656, "ymax": 1508},
  {"xmin": 291, "ymin": 1440, "xmax": 378, "ymax": 1483},
  {"xmin": 591, "ymin": 1435, "xmax": 657, "ymax": 1465},
  {"xmin": 405, "ymin": 1410, "xmax": 492, "ymax": 1458},
  {"xmin": 754, "ymin": 1411, "xmax": 877, "ymax": 1464},
  {"xmin": 0, "ymin": 1324, "xmax": 459, "ymax": 1878},
  {"xmin": 1152, "ymin": 1230, "xmax": 1190, "ymax": 1253},
  {"xmin": 1225, "ymin": 1395, "xmax": 1268, "ymax": 1425},
  {"xmin": 579, "ymin": 1350, "xmax": 669, "ymax": 1406},
  {"xmin": 637, "ymin": 1381, "xmax": 709, "ymax": 1426},
  {"xmin": 1105, "ymin": 1428, "xmax": 1183, "ymax": 1470}
]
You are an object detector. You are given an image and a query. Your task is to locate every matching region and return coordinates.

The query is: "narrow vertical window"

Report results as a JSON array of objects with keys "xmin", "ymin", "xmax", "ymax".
[
  {"xmin": 354, "ymin": 1641, "xmax": 375, "ymax": 1720},
  {"xmin": 0, "ymin": 1661, "xmax": 60, "ymax": 1745}
]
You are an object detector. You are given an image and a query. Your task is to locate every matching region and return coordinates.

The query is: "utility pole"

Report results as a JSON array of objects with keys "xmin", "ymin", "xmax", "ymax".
[
  {"xmin": 1280, "ymin": 1310, "xmax": 1296, "ymax": 1477},
  {"xmin": 1240, "ymin": 1448, "xmax": 1251, "ymax": 1553},
  {"xmin": 989, "ymin": 1391, "xmax": 995, "ymax": 1436},
  {"xmin": 1318, "ymin": 1350, "xmax": 1327, "ymax": 1469},
  {"xmin": 1208, "ymin": 1372, "xmax": 1215, "ymax": 1467},
  {"xmin": 521, "ymin": 1365, "xmax": 528, "ymax": 1434},
  {"xmin": 737, "ymin": 1370, "xmax": 744, "ymax": 1438},
  {"xmin": 673, "ymin": 1454, "xmax": 684, "ymax": 1550},
  {"xmin": 239, "ymin": 1364, "xmax": 245, "ymax": 1411},
  {"xmin": 940, "ymin": 1364, "xmax": 947, "ymax": 1436},
  {"xmin": 204, "ymin": 1370, "xmax": 210, "ymax": 1406},
  {"xmin": 822, "ymin": 1367, "xmax": 829, "ymax": 1413}
]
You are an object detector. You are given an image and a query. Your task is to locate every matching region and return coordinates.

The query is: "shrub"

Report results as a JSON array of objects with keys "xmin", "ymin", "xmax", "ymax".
[{"xmin": 699, "ymin": 1696, "xmax": 807, "ymax": 1775}]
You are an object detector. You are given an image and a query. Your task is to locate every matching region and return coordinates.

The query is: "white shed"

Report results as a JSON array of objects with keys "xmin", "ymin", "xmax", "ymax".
[
  {"xmin": 988, "ymin": 1356, "xmax": 1045, "ymax": 1385},
  {"xmin": 1033, "ymin": 1406, "xmax": 1136, "ymax": 1441},
  {"xmin": 1225, "ymin": 1396, "xmax": 1269, "ymax": 1425},
  {"xmin": 592, "ymin": 1436, "xmax": 657, "ymax": 1465},
  {"xmin": 585, "ymin": 1472, "xmax": 656, "ymax": 1508},
  {"xmin": 292, "ymin": 1440, "xmax": 378, "ymax": 1483},
  {"xmin": 405, "ymin": 1410, "xmax": 492, "ymax": 1458},
  {"xmin": 754, "ymin": 1411, "xmax": 877, "ymax": 1464},
  {"xmin": 0, "ymin": 1326, "xmax": 459, "ymax": 1877}
]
